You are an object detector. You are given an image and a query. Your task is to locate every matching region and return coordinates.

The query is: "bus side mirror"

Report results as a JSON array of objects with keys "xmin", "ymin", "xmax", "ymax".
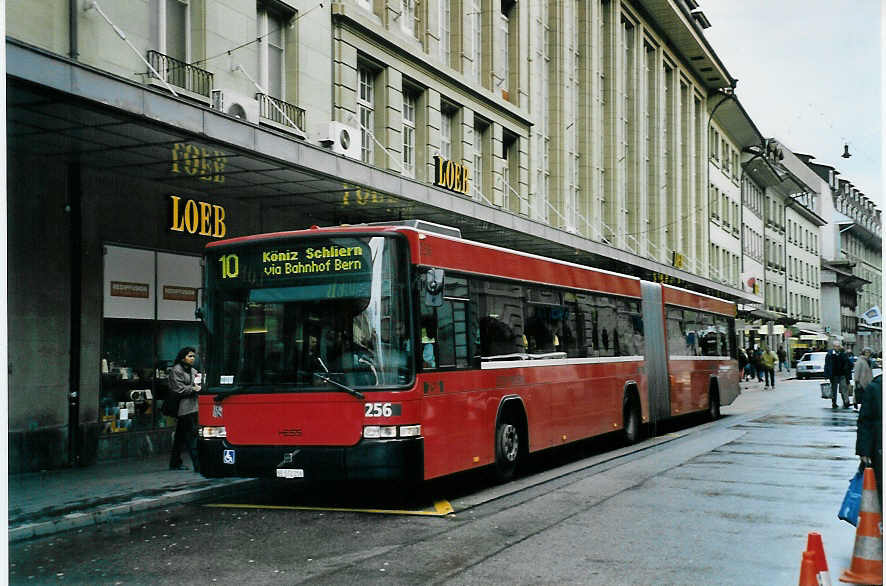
[{"xmin": 425, "ymin": 269, "xmax": 444, "ymax": 307}]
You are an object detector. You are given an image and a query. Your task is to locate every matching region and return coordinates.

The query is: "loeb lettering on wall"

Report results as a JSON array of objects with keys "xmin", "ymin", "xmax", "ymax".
[
  {"xmin": 169, "ymin": 195, "xmax": 227, "ymax": 238},
  {"xmin": 433, "ymin": 155, "xmax": 470, "ymax": 195}
]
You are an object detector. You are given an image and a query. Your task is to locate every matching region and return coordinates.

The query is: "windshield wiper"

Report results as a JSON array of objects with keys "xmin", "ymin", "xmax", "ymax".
[
  {"xmin": 313, "ymin": 373, "xmax": 365, "ymax": 400},
  {"xmin": 213, "ymin": 386, "xmax": 247, "ymax": 403}
]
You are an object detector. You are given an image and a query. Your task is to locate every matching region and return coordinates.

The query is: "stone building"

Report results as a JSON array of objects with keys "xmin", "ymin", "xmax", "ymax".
[{"xmin": 6, "ymin": 0, "xmax": 807, "ymax": 470}]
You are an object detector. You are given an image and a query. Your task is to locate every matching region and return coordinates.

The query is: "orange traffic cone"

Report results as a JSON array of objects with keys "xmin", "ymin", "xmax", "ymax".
[
  {"xmin": 840, "ymin": 467, "xmax": 883, "ymax": 585},
  {"xmin": 799, "ymin": 550, "xmax": 819, "ymax": 586},
  {"xmin": 806, "ymin": 532, "xmax": 831, "ymax": 586}
]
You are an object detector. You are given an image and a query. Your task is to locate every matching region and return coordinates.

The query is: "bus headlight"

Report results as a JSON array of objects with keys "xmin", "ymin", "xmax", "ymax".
[
  {"xmin": 199, "ymin": 426, "xmax": 227, "ymax": 438},
  {"xmin": 363, "ymin": 425, "xmax": 421, "ymax": 439},
  {"xmin": 398, "ymin": 425, "xmax": 421, "ymax": 437}
]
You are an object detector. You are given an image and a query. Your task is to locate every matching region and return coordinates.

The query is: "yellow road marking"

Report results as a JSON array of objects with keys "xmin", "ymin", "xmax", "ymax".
[{"xmin": 205, "ymin": 499, "xmax": 455, "ymax": 517}]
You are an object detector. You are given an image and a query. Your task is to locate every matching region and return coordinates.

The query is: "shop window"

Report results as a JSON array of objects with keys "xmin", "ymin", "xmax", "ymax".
[{"xmin": 102, "ymin": 245, "xmax": 202, "ymax": 435}]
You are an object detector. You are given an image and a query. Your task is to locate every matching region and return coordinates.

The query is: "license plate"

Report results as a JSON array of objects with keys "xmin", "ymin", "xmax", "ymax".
[{"xmin": 276, "ymin": 468, "xmax": 304, "ymax": 479}]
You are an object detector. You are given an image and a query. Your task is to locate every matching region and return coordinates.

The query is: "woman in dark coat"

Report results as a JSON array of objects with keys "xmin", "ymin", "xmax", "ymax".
[
  {"xmin": 168, "ymin": 346, "xmax": 201, "ymax": 471},
  {"xmin": 856, "ymin": 374, "xmax": 882, "ymax": 503}
]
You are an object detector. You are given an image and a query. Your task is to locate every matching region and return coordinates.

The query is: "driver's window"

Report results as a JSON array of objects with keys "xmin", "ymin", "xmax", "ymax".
[{"xmin": 421, "ymin": 276, "xmax": 470, "ymax": 370}]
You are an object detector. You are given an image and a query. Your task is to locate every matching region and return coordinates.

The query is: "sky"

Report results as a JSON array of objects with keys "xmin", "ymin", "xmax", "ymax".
[{"xmin": 700, "ymin": 1, "xmax": 882, "ymax": 209}]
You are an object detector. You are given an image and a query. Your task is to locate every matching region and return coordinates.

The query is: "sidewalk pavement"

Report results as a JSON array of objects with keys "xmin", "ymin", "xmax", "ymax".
[
  {"xmin": 8, "ymin": 369, "xmax": 800, "ymax": 545},
  {"xmin": 739, "ymin": 368, "xmax": 795, "ymax": 392},
  {"xmin": 9, "ymin": 453, "xmax": 256, "ymax": 543}
]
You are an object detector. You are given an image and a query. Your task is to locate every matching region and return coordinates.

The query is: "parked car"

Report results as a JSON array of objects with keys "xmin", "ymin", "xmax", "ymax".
[{"xmin": 796, "ymin": 352, "xmax": 828, "ymax": 380}]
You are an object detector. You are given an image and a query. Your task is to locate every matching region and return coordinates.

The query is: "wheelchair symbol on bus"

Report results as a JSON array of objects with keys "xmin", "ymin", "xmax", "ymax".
[{"xmin": 223, "ymin": 449, "xmax": 235, "ymax": 465}]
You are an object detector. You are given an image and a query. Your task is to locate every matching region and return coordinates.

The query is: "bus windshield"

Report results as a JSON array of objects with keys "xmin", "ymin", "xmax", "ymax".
[{"xmin": 205, "ymin": 235, "xmax": 412, "ymax": 391}]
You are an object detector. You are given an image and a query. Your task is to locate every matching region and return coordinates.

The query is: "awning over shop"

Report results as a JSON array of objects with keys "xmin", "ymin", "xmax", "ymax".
[
  {"xmin": 7, "ymin": 39, "xmax": 760, "ymax": 305},
  {"xmin": 740, "ymin": 307, "xmax": 782, "ymax": 321}
]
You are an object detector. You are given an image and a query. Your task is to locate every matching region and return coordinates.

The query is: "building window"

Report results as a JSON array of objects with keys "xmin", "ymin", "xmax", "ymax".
[
  {"xmin": 503, "ymin": 130, "xmax": 519, "ymax": 213},
  {"xmin": 358, "ymin": 67, "xmax": 375, "ymax": 164},
  {"xmin": 441, "ymin": 104, "xmax": 454, "ymax": 160},
  {"xmin": 259, "ymin": 6, "xmax": 288, "ymax": 99},
  {"xmin": 709, "ymin": 127, "xmax": 719, "ymax": 162},
  {"xmin": 440, "ymin": 0, "xmax": 451, "ymax": 64},
  {"xmin": 401, "ymin": 0, "xmax": 415, "ymax": 36},
  {"xmin": 162, "ymin": 0, "xmax": 190, "ymax": 62},
  {"xmin": 474, "ymin": 120, "xmax": 488, "ymax": 199},
  {"xmin": 402, "ymin": 89, "xmax": 417, "ymax": 178},
  {"xmin": 470, "ymin": 0, "xmax": 481, "ymax": 82}
]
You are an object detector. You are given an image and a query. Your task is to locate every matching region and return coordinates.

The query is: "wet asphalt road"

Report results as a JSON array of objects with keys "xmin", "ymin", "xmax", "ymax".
[{"xmin": 9, "ymin": 377, "xmax": 865, "ymax": 585}]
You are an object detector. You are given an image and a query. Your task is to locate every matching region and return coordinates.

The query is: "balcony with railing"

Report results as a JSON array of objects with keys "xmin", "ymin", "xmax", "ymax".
[
  {"xmin": 257, "ymin": 93, "xmax": 306, "ymax": 136},
  {"xmin": 147, "ymin": 50, "xmax": 213, "ymax": 100}
]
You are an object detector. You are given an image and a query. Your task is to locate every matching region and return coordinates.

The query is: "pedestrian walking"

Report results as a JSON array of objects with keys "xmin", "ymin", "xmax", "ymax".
[
  {"xmin": 743, "ymin": 346, "xmax": 755, "ymax": 381},
  {"xmin": 777, "ymin": 345, "xmax": 789, "ymax": 374},
  {"xmin": 761, "ymin": 346, "xmax": 777, "ymax": 389},
  {"xmin": 824, "ymin": 341, "xmax": 851, "ymax": 409},
  {"xmin": 852, "ymin": 347, "xmax": 875, "ymax": 409},
  {"xmin": 738, "ymin": 348, "xmax": 748, "ymax": 380},
  {"xmin": 168, "ymin": 346, "xmax": 201, "ymax": 471},
  {"xmin": 856, "ymin": 374, "xmax": 882, "ymax": 504},
  {"xmin": 752, "ymin": 346, "xmax": 764, "ymax": 383}
]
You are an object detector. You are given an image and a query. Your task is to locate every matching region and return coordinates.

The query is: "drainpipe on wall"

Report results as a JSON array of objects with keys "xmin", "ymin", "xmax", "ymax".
[
  {"xmin": 67, "ymin": 162, "xmax": 82, "ymax": 466},
  {"xmin": 69, "ymin": 0, "xmax": 79, "ymax": 60}
]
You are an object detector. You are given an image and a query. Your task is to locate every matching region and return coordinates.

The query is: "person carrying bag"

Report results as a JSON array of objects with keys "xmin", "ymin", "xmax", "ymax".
[{"xmin": 167, "ymin": 347, "xmax": 201, "ymax": 471}]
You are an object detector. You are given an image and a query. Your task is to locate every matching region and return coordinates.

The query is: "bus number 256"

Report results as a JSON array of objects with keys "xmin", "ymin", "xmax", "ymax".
[{"xmin": 364, "ymin": 402, "xmax": 401, "ymax": 417}]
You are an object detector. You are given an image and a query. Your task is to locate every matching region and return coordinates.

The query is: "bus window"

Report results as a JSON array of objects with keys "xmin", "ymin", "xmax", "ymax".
[
  {"xmin": 594, "ymin": 296, "xmax": 617, "ymax": 357},
  {"xmin": 473, "ymin": 279, "xmax": 524, "ymax": 358},
  {"xmin": 420, "ymin": 276, "xmax": 471, "ymax": 370},
  {"xmin": 666, "ymin": 307, "xmax": 687, "ymax": 356},
  {"xmin": 562, "ymin": 292, "xmax": 581, "ymax": 358},
  {"xmin": 525, "ymin": 288, "xmax": 564, "ymax": 355},
  {"xmin": 684, "ymin": 310, "xmax": 703, "ymax": 356},
  {"xmin": 616, "ymin": 298, "xmax": 644, "ymax": 356}
]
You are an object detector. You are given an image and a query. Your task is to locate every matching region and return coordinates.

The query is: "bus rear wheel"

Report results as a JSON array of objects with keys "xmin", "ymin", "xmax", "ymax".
[
  {"xmin": 708, "ymin": 388, "xmax": 721, "ymax": 421},
  {"xmin": 623, "ymin": 397, "xmax": 642, "ymax": 445},
  {"xmin": 494, "ymin": 419, "xmax": 520, "ymax": 482}
]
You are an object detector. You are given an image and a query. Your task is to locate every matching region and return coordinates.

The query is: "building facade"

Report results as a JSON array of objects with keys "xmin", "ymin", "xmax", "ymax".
[
  {"xmin": 802, "ymin": 158, "xmax": 882, "ymax": 354},
  {"xmin": 1, "ymin": 0, "xmax": 848, "ymax": 471}
]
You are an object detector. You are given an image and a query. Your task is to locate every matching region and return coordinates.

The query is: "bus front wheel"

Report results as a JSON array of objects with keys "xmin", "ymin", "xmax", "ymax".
[{"xmin": 494, "ymin": 419, "xmax": 520, "ymax": 482}]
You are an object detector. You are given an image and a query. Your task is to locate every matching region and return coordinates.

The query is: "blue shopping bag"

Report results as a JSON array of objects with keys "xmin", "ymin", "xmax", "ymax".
[{"xmin": 838, "ymin": 469, "xmax": 863, "ymax": 526}]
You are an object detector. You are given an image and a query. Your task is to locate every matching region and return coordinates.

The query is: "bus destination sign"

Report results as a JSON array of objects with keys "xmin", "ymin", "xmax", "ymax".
[{"xmin": 215, "ymin": 239, "xmax": 372, "ymax": 286}]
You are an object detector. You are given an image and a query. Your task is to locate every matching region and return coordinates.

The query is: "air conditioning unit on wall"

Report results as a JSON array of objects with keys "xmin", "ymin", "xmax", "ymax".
[
  {"xmin": 317, "ymin": 121, "xmax": 361, "ymax": 160},
  {"xmin": 210, "ymin": 89, "xmax": 259, "ymax": 124}
]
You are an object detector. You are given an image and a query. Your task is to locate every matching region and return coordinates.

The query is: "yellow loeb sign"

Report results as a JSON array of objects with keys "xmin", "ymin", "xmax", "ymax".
[
  {"xmin": 671, "ymin": 251, "xmax": 686, "ymax": 270},
  {"xmin": 433, "ymin": 155, "xmax": 471, "ymax": 195},
  {"xmin": 169, "ymin": 195, "xmax": 227, "ymax": 238},
  {"xmin": 171, "ymin": 143, "xmax": 226, "ymax": 183}
]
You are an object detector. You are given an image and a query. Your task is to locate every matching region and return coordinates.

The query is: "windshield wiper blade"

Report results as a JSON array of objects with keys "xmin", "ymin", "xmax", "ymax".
[
  {"xmin": 313, "ymin": 373, "xmax": 365, "ymax": 400},
  {"xmin": 213, "ymin": 387, "xmax": 248, "ymax": 403}
]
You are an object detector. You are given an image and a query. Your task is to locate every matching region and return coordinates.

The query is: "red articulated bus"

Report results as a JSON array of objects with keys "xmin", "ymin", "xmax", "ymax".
[{"xmin": 196, "ymin": 221, "xmax": 740, "ymax": 482}]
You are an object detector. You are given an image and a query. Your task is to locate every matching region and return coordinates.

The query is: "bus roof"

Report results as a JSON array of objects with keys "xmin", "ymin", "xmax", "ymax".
[{"xmin": 206, "ymin": 223, "xmax": 736, "ymax": 309}]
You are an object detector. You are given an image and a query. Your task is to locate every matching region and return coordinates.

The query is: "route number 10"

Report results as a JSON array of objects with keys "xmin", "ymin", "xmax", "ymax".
[{"xmin": 219, "ymin": 254, "xmax": 239, "ymax": 279}]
